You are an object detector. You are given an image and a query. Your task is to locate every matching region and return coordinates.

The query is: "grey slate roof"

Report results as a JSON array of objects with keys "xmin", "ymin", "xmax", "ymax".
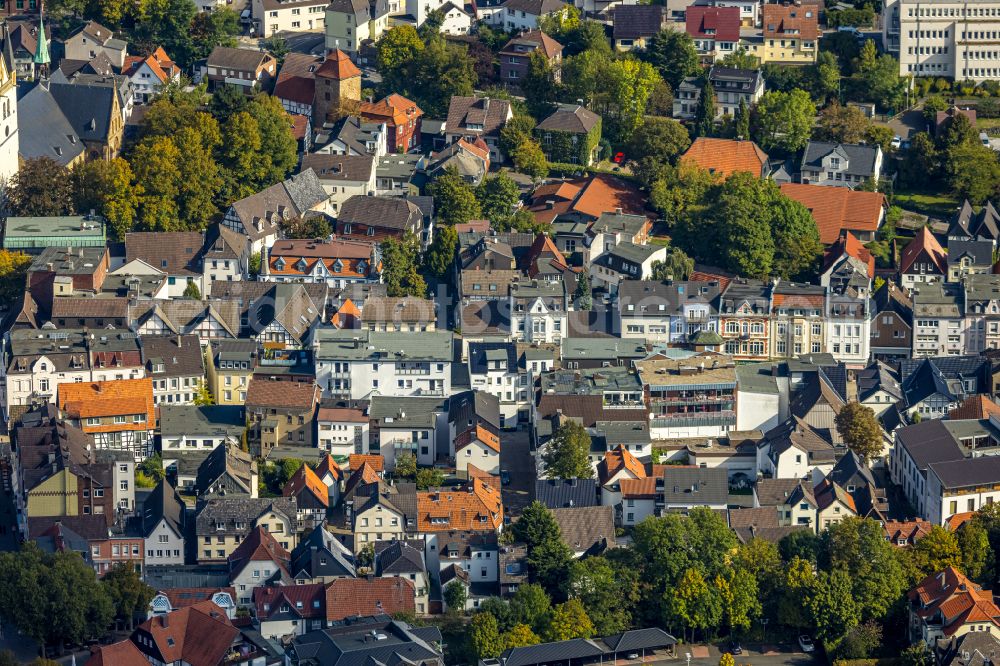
[
  {"xmin": 661, "ymin": 467, "xmax": 729, "ymax": 505},
  {"xmin": 448, "ymin": 389, "xmax": 501, "ymax": 431},
  {"xmin": 929, "ymin": 456, "xmax": 1000, "ymax": 490},
  {"xmin": 291, "ymin": 524, "xmax": 356, "ymax": 579},
  {"xmin": 618, "ymin": 280, "xmax": 722, "ymax": 317},
  {"xmin": 337, "ymin": 195, "xmax": 423, "ymax": 230},
  {"xmin": 549, "ymin": 505, "xmax": 615, "ymax": 553},
  {"xmin": 140, "ymin": 334, "xmax": 205, "ymax": 378},
  {"xmin": 801, "ymin": 141, "xmax": 880, "ymax": 178},
  {"xmin": 195, "ymin": 497, "xmax": 298, "ymax": 535},
  {"xmin": 534, "ymin": 478, "xmax": 598, "ymax": 509},
  {"xmin": 894, "ymin": 420, "xmax": 966, "ymax": 470},
  {"xmin": 375, "ymin": 540, "xmax": 425, "ymax": 575},
  {"xmin": 290, "ymin": 617, "xmax": 443, "ymax": 666},
  {"xmin": 16, "ymin": 82, "xmax": 85, "ymax": 166},
  {"xmin": 158, "ymin": 405, "xmax": 246, "ymax": 438},
  {"xmin": 48, "ymin": 82, "xmax": 115, "ymax": 143},
  {"xmin": 468, "ymin": 341, "xmax": 516, "ymax": 374},
  {"xmin": 612, "ymin": 4, "xmax": 665, "ymax": 40},
  {"xmin": 501, "ymin": 638, "xmax": 607, "ymax": 666},
  {"xmin": 947, "ymin": 239, "xmax": 994, "ymax": 268},
  {"xmin": 601, "ymin": 628, "xmax": 677, "ymax": 653},
  {"xmin": 141, "ymin": 480, "xmax": 185, "ymax": 538},
  {"xmin": 536, "ymin": 104, "xmax": 600, "ymax": 134}
]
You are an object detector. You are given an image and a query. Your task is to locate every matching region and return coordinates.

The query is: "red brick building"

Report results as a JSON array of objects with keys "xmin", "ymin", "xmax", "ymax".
[{"xmin": 360, "ymin": 93, "xmax": 423, "ymax": 153}]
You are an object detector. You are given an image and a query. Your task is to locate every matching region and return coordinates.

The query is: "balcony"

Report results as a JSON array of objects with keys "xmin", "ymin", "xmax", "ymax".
[
  {"xmin": 651, "ymin": 393, "xmax": 734, "ymax": 405},
  {"xmin": 397, "ymin": 367, "xmax": 430, "ymax": 375},
  {"xmin": 651, "ymin": 411, "xmax": 736, "ymax": 429}
]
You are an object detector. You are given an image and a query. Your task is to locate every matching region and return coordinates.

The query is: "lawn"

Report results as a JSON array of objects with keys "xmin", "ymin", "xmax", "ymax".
[
  {"xmin": 978, "ymin": 117, "xmax": 1000, "ymax": 131},
  {"xmin": 893, "ymin": 190, "xmax": 960, "ymax": 217}
]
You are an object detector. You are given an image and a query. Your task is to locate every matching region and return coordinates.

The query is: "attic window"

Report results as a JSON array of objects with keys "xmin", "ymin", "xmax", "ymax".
[{"xmin": 275, "ymin": 258, "xmax": 285, "ymax": 271}]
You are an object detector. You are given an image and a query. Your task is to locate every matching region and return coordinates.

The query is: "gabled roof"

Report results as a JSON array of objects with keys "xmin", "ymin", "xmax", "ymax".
[
  {"xmin": 283, "ymin": 464, "xmax": 330, "ymax": 508},
  {"xmin": 822, "ymin": 231, "xmax": 875, "ymax": 279},
  {"xmin": 58, "ymin": 378, "xmax": 155, "ymax": 430},
  {"xmin": 291, "ymin": 525, "xmax": 356, "ymax": 580},
  {"xmin": 779, "ymin": 183, "xmax": 885, "ymax": 245},
  {"xmin": 908, "ymin": 567, "xmax": 1000, "ymax": 637},
  {"xmin": 536, "ymin": 104, "xmax": 600, "ymax": 135},
  {"xmin": 763, "ymin": 2, "xmax": 819, "ymax": 39},
  {"xmin": 446, "ymin": 95, "xmax": 512, "ymax": 136},
  {"xmin": 597, "ymin": 445, "xmax": 645, "ymax": 486},
  {"xmin": 227, "ymin": 525, "xmax": 291, "ymax": 579},
  {"xmin": 612, "ymin": 5, "xmax": 665, "ymax": 40},
  {"xmin": 325, "ymin": 578, "xmax": 415, "ymax": 621},
  {"xmin": 245, "ymin": 376, "xmax": 318, "ymax": 411},
  {"xmin": 550, "ymin": 506, "xmax": 615, "ymax": 553},
  {"xmin": 85, "ymin": 640, "xmax": 149, "ymax": 666},
  {"xmin": 134, "ymin": 601, "xmax": 239, "ymax": 666},
  {"xmin": 801, "ymin": 141, "xmax": 880, "ymax": 179},
  {"xmin": 416, "ymin": 478, "xmax": 503, "ymax": 532},
  {"xmin": 455, "ymin": 424, "xmax": 500, "ymax": 453},
  {"xmin": 681, "ymin": 138, "xmax": 768, "ymax": 179},
  {"xmin": 142, "ymin": 480, "xmax": 185, "ymax": 539},
  {"xmin": 499, "ymin": 29, "xmax": 563, "ymax": 58},
  {"xmin": 254, "ymin": 582, "xmax": 326, "ymax": 620},
  {"xmin": 685, "ymin": 5, "xmax": 740, "ymax": 41},
  {"xmin": 883, "ymin": 519, "xmax": 932, "ymax": 545},
  {"xmin": 207, "ymin": 45, "xmax": 274, "ymax": 71},
  {"xmin": 900, "ymin": 226, "xmax": 948, "ymax": 275},
  {"xmin": 950, "ymin": 395, "xmax": 1000, "ymax": 421}
]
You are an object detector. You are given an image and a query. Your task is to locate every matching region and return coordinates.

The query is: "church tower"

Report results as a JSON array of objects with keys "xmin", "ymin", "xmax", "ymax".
[
  {"xmin": 0, "ymin": 16, "xmax": 22, "ymax": 183},
  {"xmin": 312, "ymin": 49, "xmax": 361, "ymax": 124}
]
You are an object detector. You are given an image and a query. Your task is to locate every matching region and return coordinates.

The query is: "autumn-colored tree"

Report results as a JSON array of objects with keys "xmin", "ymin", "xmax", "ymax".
[{"xmin": 834, "ymin": 402, "xmax": 884, "ymax": 464}]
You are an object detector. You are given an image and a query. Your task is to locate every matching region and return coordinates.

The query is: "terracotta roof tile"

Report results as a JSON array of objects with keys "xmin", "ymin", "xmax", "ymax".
[
  {"xmin": 571, "ymin": 174, "xmax": 647, "ymax": 220},
  {"xmin": 349, "ymin": 454, "xmax": 385, "ymax": 472},
  {"xmin": 58, "ymin": 378, "xmax": 155, "ymax": 433},
  {"xmin": 254, "ymin": 582, "xmax": 326, "ymax": 620},
  {"xmin": 597, "ymin": 445, "xmax": 646, "ymax": 486},
  {"xmin": 686, "ymin": 5, "xmax": 740, "ymax": 41},
  {"xmin": 780, "ymin": 183, "xmax": 885, "ymax": 245},
  {"xmin": 136, "ymin": 601, "xmax": 238, "ymax": 666},
  {"xmin": 455, "ymin": 424, "xmax": 501, "ymax": 453},
  {"xmin": 900, "ymin": 226, "xmax": 947, "ymax": 275},
  {"xmin": 763, "ymin": 3, "xmax": 819, "ymax": 40},
  {"xmin": 325, "ymin": 577, "xmax": 415, "ymax": 621},
  {"xmin": 823, "ymin": 231, "xmax": 875, "ymax": 279},
  {"xmin": 315, "ymin": 49, "xmax": 360, "ymax": 79},
  {"xmin": 883, "ymin": 519, "xmax": 932, "ymax": 545},
  {"xmin": 85, "ymin": 640, "xmax": 149, "ymax": 666},
  {"xmin": 227, "ymin": 525, "xmax": 291, "ymax": 578},
  {"xmin": 619, "ymin": 476, "xmax": 657, "ymax": 499},
  {"xmin": 315, "ymin": 454, "xmax": 343, "ymax": 481},
  {"xmin": 245, "ymin": 378, "xmax": 318, "ymax": 411},
  {"xmin": 283, "ymin": 464, "xmax": 330, "ymax": 507},
  {"xmin": 908, "ymin": 567, "xmax": 1000, "ymax": 636},
  {"xmin": 416, "ymin": 478, "xmax": 503, "ymax": 531},
  {"xmin": 949, "ymin": 395, "xmax": 1000, "ymax": 421},
  {"xmin": 681, "ymin": 138, "xmax": 769, "ymax": 179}
]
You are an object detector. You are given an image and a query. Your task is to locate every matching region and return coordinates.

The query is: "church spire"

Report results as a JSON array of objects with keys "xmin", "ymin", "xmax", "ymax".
[{"xmin": 33, "ymin": 2, "xmax": 49, "ymax": 74}]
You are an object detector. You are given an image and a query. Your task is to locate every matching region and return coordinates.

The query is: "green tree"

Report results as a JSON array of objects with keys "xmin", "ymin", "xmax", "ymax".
[
  {"xmin": 650, "ymin": 247, "xmax": 695, "ymax": 282},
  {"xmin": 132, "ymin": 136, "xmax": 182, "ymax": 231},
  {"xmin": 542, "ymin": 420, "xmax": 593, "ymax": 479},
  {"xmin": 432, "ymin": 167, "xmax": 482, "ymax": 226},
  {"xmin": 102, "ymin": 562, "xmax": 154, "ymax": 630},
  {"xmin": 814, "ymin": 101, "xmax": 871, "ymax": 144},
  {"xmin": 937, "ymin": 113, "xmax": 979, "ymax": 150},
  {"xmin": 808, "ymin": 569, "xmax": 859, "ymax": 647},
  {"xmin": 138, "ymin": 453, "xmax": 165, "ymax": 483},
  {"xmin": 248, "ymin": 95, "xmax": 298, "ymax": 188},
  {"xmin": 771, "ymin": 196, "xmax": 821, "ymax": 279},
  {"xmin": 397, "ymin": 35, "xmax": 477, "ymax": 117},
  {"xmin": 595, "ymin": 56, "xmax": 662, "ymax": 143},
  {"xmin": 667, "ymin": 567, "xmax": 722, "ymax": 642},
  {"xmin": 71, "ymin": 158, "xmax": 140, "ymax": 240},
  {"xmin": 476, "ymin": 172, "xmax": 521, "ymax": 226},
  {"xmin": 812, "ymin": 50, "xmax": 841, "ymax": 102},
  {"xmin": 713, "ymin": 172, "xmax": 776, "ymax": 279},
  {"xmin": 958, "ymin": 521, "xmax": 991, "ymax": 582},
  {"xmin": 946, "ymin": 143, "xmax": 1000, "ymax": 205},
  {"xmin": 500, "ymin": 115, "xmax": 537, "ymax": 158},
  {"xmin": 510, "ymin": 583, "xmax": 552, "ymax": 632},
  {"xmin": 714, "ymin": 567, "xmax": 761, "ymax": 634},
  {"xmin": 694, "ymin": 81, "xmax": 716, "ymax": 138},
  {"xmin": 777, "ymin": 556, "xmax": 816, "ymax": 630},
  {"xmin": 193, "ymin": 380, "xmax": 214, "ymax": 406},
  {"xmin": 719, "ymin": 48, "xmax": 758, "ymax": 69},
  {"xmin": 836, "ymin": 620, "xmax": 882, "ymax": 660},
  {"xmin": 221, "ymin": 110, "xmax": 266, "ymax": 202},
  {"xmin": 512, "ymin": 501, "xmax": 573, "ymax": 596},
  {"xmin": 425, "ymin": 224, "xmax": 458, "ymax": 278},
  {"xmin": 900, "ymin": 642, "xmax": 935, "ymax": 666},
  {"xmin": 415, "ymin": 467, "xmax": 445, "ymax": 490},
  {"xmin": 470, "ymin": 612, "xmax": 504, "ymax": 659},
  {"xmin": 444, "ymin": 581, "xmax": 468, "ymax": 613},
  {"xmin": 574, "ymin": 271, "xmax": 592, "ymax": 311},
  {"xmin": 834, "ymin": 402, "xmax": 884, "ymax": 464},
  {"xmin": 567, "ymin": 556, "xmax": 638, "ymax": 635},
  {"xmin": 377, "ymin": 25, "xmax": 425, "ymax": 74},
  {"xmin": 820, "ymin": 517, "xmax": 905, "ymax": 622},
  {"xmin": 8, "ymin": 157, "xmax": 74, "ymax": 216},
  {"xmin": 753, "ymin": 89, "xmax": 816, "ymax": 153},
  {"xmin": 853, "ymin": 42, "xmax": 908, "ymax": 112},
  {"xmin": 627, "ymin": 117, "xmax": 691, "ymax": 166},
  {"xmin": 900, "ymin": 132, "xmax": 940, "ymax": 187},
  {"xmin": 779, "ymin": 530, "xmax": 821, "ymax": 563},
  {"xmin": 183, "ymin": 280, "xmax": 202, "ymax": 299},
  {"xmin": 907, "ymin": 525, "xmax": 962, "ymax": 581},
  {"xmin": 381, "ymin": 234, "xmax": 427, "ymax": 297},
  {"xmin": 280, "ymin": 214, "xmax": 332, "ymax": 240},
  {"xmin": 642, "ymin": 30, "xmax": 700, "ymax": 89},
  {"xmin": 187, "ymin": 6, "xmax": 240, "ymax": 64},
  {"xmin": 210, "ymin": 83, "xmax": 249, "ymax": 122},
  {"xmin": 735, "ymin": 98, "xmax": 750, "ymax": 140},
  {"xmin": 395, "ymin": 452, "xmax": 417, "ymax": 479},
  {"xmin": 523, "ymin": 50, "xmax": 558, "ymax": 119},
  {"xmin": 502, "ymin": 624, "xmax": 541, "ymax": 650},
  {"xmin": 543, "ymin": 599, "xmax": 594, "ymax": 642},
  {"xmin": 512, "ymin": 139, "xmax": 550, "ymax": 181},
  {"xmin": 0, "ymin": 250, "xmax": 32, "ymax": 304}
]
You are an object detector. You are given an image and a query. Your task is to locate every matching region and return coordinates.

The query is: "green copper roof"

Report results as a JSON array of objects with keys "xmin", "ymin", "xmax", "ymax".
[{"xmin": 33, "ymin": 9, "xmax": 49, "ymax": 65}]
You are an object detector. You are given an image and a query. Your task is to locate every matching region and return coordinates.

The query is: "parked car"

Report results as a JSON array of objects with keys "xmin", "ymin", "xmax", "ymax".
[
  {"xmin": 613, "ymin": 152, "xmax": 625, "ymax": 164},
  {"xmin": 890, "ymin": 135, "xmax": 902, "ymax": 149},
  {"xmin": 799, "ymin": 635, "xmax": 815, "ymax": 653},
  {"xmin": 728, "ymin": 641, "xmax": 743, "ymax": 656}
]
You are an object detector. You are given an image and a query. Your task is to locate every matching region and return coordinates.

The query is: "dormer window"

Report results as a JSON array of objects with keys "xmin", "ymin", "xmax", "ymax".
[
  {"xmin": 275, "ymin": 258, "xmax": 286, "ymax": 271},
  {"xmin": 333, "ymin": 260, "xmax": 343, "ymax": 273},
  {"xmin": 296, "ymin": 258, "xmax": 307, "ymax": 272}
]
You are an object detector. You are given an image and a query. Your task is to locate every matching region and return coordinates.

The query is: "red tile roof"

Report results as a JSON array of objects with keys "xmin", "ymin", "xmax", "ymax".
[
  {"xmin": 822, "ymin": 231, "xmax": 875, "ymax": 279},
  {"xmin": 947, "ymin": 512, "xmax": 976, "ymax": 531},
  {"xmin": 159, "ymin": 587, "xmax": 236, "ymax": 610},
  {"xmin": 254, "ymin": 582, "xmax": 326, "ymax": 620},
  {"xmin": 780, "ymin": 183, "xmax": 885, "ymax": 244},
  {"xmin": 571, "ymin": 174, "xmax": 647, "ymax": 220},
  {"xmin": 349, "ymin": 453, "xmax": 384, "ymax": 472},
  {"xmin": 315, "ymin": 49, "xmax": 361, "ymax": 79},
  {"xmin": 227, "ymin": 526, "xmax": 291, "ymax": 579},
  {"xmin": 686, "ymin": 5, "xmax": 740, "ymax": 41},
  {"xmin": 325, "ymin": 578, "xmax": 415, "ymax": 621},
  {"xmin": 620, "ymin": 476, "xmax": 658, "ymax": 499},
  {"xmin": 283, "ymin": 464, "xmax": 330, "ymax": 508},
  {"xmin": 900, "ymin": 226, "xmax": 947, "ymax": 276},
  {"xmin": 763, "ymin": 3, "xmax": 819, "ymax": 40},
  {"xmin": 681, "ymin": 138, "xmax": 769, "ymax": 179},
  {"xmin": 136, "ymin": 601, "xmax": 238, "ymax": 666},
  {"xmin": 58, "ymin": 378, "xmax": 155, "ymax": 434},
  {"xmin": 908, "ymin": 567, "xmax": 1000, "ymax": 637},
  {"xmin": 360, "ymin": 93, "xmax": 423, "ymax": 128},
  {"xmin": 949, "ymin": 395, "xmax": 1000, "ymax": 421},
  {"xmin": 315, "ymin": 454, "xmax": 343, "ymax": 482},
  {"xmin": 455, "ymin": 424, "xmax": 501, "ymax": 453},
  {"xmin": 883, "ymin": 519, "xmax": 932, "ymax": 546},
  {"xmin": 689, "ymin": 270, "xmax": 732, "ymax": 291},
  {"xmin": 331, "ymin": 298, "xmax": 361, "ymax": 328},
  {"xmin": 85, "ymin": 640, "xmax": 149, "ymax": 666},
  {"xmin": 417, "ymin": 478, "xmax": 503, "ymax": 531},
  {"xmin": 597, "ymin": 445, "xmax": 646, "ymax": 486}
]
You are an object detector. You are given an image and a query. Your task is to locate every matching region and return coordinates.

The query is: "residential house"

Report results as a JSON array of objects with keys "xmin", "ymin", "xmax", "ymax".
[
  {"xmin": 253, "ymin": 583, "xmax": 326, "ymax": 638},
  {"xmin": 597, "ymin": 445, "xmax": 647, "ymax": 510},
  {"xmin": 283, "ymin": 463, "xmax": 330, "ymax": 523},
  {"xmin": 253, "ymin": 0, "xmax": 328, "ymax": 38},
  {"xmin": 948, "ymin": 200, "xmax": 1000, "ymax": 245},
  {"xmin": 130, "ymin": 300, "xmax": 241, "ymax": 345},
  {"xmin": 204, "ymin": 46, "xmax": 277, "ymax": 93},
  {"xmin": 756, "ymin": 416, "xmax": 838, "ymax": 481},
  {"xmin": 128, "ymin": 602, "xmax": 243, "ymax": 666},
  {"xmin": 617, "ymin": 280, "xmax": 721, "ymax": 345},
  {"xmin": 510, "ymin": 279, "xmax": 568, "ymax": 344},
  {"xmin": 499, "ymin": 30, "xmax": 563, "ymax": 85},
  {"xmin": 445, "ymin": 95, "xmax": 513, "ymax": 163},
  {"xmin": 286, "ymin": 616, "xmax": 442, "ymax": 665},
  {"xmin": 550, "ymin": 505, "xmax": 615, "ymax": 556},
  {"xmin": 263, "ymin": 238, "xmax": 380, "ymax": 289},
  {"xmin": 324, "ymin": 0, "xmax": 390, "ymax": 55},
  {"xmin": 427, "ymin": 139, "xmax": 491, "ymax": 185},
  {"xmin": 64, "ymin": 21, "xmax": 126, "ymax": 69},
  {"xmin": 140, "ymin": 480, "xmax": 186, "ymax": 567},
  {"xmin": 146, "ymin": 588, "xmax": 237, "ymax": 619},
  {"xmin": 535, "ymin": 478, "xmax": 599, "ymax": 509},
  {"xmin": 360, "ymin": 93, "xmax": 422, "ymax": 153},
  {"xmin": 202, "ymin": 223, "xmax": 250, "ymax": 291},
  {"xmin": 325, "ymin": 578, "xmax": 416, "ymax": 621},
  {"xmin": 693, "ymin": 0, "xmax": 759, "ymax": 27},
  {"xmin": 685, "ymin": 5, "xmax": 740, "ymax": 63},
  {"xmin": 535, "ymin": 104, "xmax": 601, "ymax": 165},
  {"xmin": 359, "ymin": 296, "xmax": 437, "ymax": 332},
  {"xmin": 159, "ymin": 405, "xmax": 244, "ymax": 489},
  {"xmin": 900, "ymin": 227, "xmax": 948, "ymax": 289},
  {"xmin": 560, "ymin": 337, "xmax": 649, "ymax": 370},
  {"xmin": 681, "ymin": 137, "xmax": 769, "ymax": 178},
  {"xmin": 800, "ymin": 141, "xmax": 883, "ymax": 188},
  {"xmin": 433, "ymin": 530, "xmax": 500, "ymax": 610},
  {"xmin": 375, "ymin": 152, "xmax": 425, "ymax": 195},
  {"xmin": 526, "ymin": 173, "xmax": 647, "ymax": 226},
  {"xmin": 333, "ymin": 195, "xmax": 427, "ymax": 246},
  {"xmin": 28, "ymin": 515, "xmax": 145, "ymax": 576},
  {"xmin": 752, "ymin": 2, "xmax": 819, "ymax": 64},
  {"xmin": 909, "ymin": 283, "xmax": 965, "ymax": 358},
  {"xmin": 753, "ymin": 477, "xmax": 818, "ymax": 532},
  {"xmin": 468, "ymin": 342, "xmax": 528, "ymax": 426},
  {"xmin": 289, "ymin": 524, "xmax": 356, "ymax": 583},
  {"xmin": 674, "ymin": 67, "xmax": 765, "ymax": 120},
  {"xmin": 928, "ymin": 456, "xmax": 1000, "ymax": 525},
  {"xmin": 301, "ymin": 153, "xmax": 377, "ymax": 212},
  {"xmin": 221, "ymin": 169, "xmax": 330, "ymax": 254},
  {"xmin": 245, "ymin": 378, "xmax": 320, "ymax": 457},
  {"xmin": 780, "ymin": 183, "xmax": 885, "ymax": 245},
  {"xmin": 273, "ymin": 52, "xmax": 322, "ymax": 120},
  {"xmin": 591, "ymin": 242, "xmax": 668, "ymax": 293},
  {"xmin": 908, "ymin": 567, "xmax": 1000, "ymax": 646},
  {"xmin": 205, "ymin": 340, "xmax": 258, "ymax": 406},
  {"xmin": 884, "ymin": 519, "xmax": 932, "ymax": 546},
  {"xmin": 195, "ymin": 443, "xmax": 258, "ymax": 500},
  {"xmin": 316, "ymin": 405, "xmax": 369, "ymax": 461},
  {"xmin": 122, "ymin": 47, "xmax": 180, "ymax": 103},
  {"xmin": 228, "ymin": 526, "xmax": 292, "ymax": 605},
  {"xmin": 612, "ymin": 5, "xmax": 667, "ymax": 51},
  {"xmin": 57, "ymin": 378, "xmax": 155, "ymax": 461},
  {"xmin": 375, "ymin": 540, "xmax": 429, "ymax": 614},
  {"xmin": 660, "ymin": 467, "xmax": 730, "ymax": 512},
  {"xmin": 195, "ymin": 496, "xmax": 298, "ymax": 563},
  {"xmin": 496, "ymin": 0, "xmax": 568, "ymax": 32},
  {"xmin": 947, "ymin": 240, "xmax": 994, "ymax": 283},
  {"xmin": 2, "ymin": 19, "xmax": 49, "ymax": 82},
  {"xmin": 140, "ymin": 334, "xmax": 204, "ymax": 406}
]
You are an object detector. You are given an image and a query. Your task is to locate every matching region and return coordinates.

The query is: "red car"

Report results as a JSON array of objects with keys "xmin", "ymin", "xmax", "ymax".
[{"xmin": 613, "ymin": 152, "xmax": 625, "ymax": 164}]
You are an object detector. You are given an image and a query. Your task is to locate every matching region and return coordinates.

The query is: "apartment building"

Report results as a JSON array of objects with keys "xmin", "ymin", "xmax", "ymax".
[
  {"xmin": 468, "ymin": 342, "xmax": 528, "ymax": 426},
  {"xmin": 510, "ymin": 279, "xmax": 568, "ymax": 344},
  {"xmin": 245, "ymin": 378, "xmax": 320, "ymax": 457},
  {"xmin": 206, "ymin": 339, "xmax": 258, "ymax": 406},
  {"xmin": 253, "ymin": 0, "xmax": 327, "ymax": 38},
  {"xmin": 751, "ymin": 2, "xmax": 819, "ymax": 64},
  {"xmin": 675, "ymin": 66, "xmax": 767, "ymax": 120},
  {"xmin": 195, "ymin": 497, "xmax": 299, "ymax": 563},
  {"xmin": 718, "ymin": 279, "xmax": 773, "ymax": 362},
  {"xmin": 263, "ymin": 238, "xmax": 381, "ymax": 289},
  {"xmin": 911, "ymin": 282, "xmax": 965, "ymax": 357},
  {"xmin": 770, "ymin": 282, "xmax": 827, "ymax": 358},
  {"xmin": 884, "ymin": 0, "xmax": 1000, "ymax": 80},
  {"xmin": 634, "ymin": 353, "xmax": 737, "ymax": 440},
  {"xmin": 57, "ymin": 378, "xmax": 156, "ymax": 461},
  {"xmin": 617, "ymin": 280, "xmax": 722, "ymax": 345},
  {"xmin": 685, "ymin": 5, "xmax": 741, "ymax": 63},
  {"xmin": 314, "ymin": 329, "xmax": 453, "ymax": 400},
  {"xmin": 140, "ymin": 334, "xmax": 204, "ymax": 406}
]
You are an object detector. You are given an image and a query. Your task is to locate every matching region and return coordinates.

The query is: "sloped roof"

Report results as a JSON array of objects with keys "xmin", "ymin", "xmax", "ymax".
[
  {"xmin": 780, "ymin": 183, "xmax": 885, "ymax": 245},
  {"xmin": 597, "ymin": 445, "xmax": 646, "ymax": 486},
  {"xmin": 536, "ymin": 104, "xmax": 600, "ymax": 134},
  {"xmin": 900, "ymin": 226, "xmax": 947, "ymax": 275},
  {"xmin": 612, "ymin": 5, "xmax": 665, "ymax": 40},
  {"xmin": 325, "ymin": 578, "xmax": 415, "ymax": 621},
  {"xmin": 763, "ymin": 2, "xmax": 819, "ymax": 39},
  {"xmin": 314, "ymin": 49, "xmax": 361, "ymax": 79},
  {"xmin": 58, "ymin": 378, "xmax": 155, "ymax": 430},
  {"xmin": 908, "ymin": 567, "xmax": 1000, "ymax": 637},
  {"xmin": 682, "ymin": 138, "xmax": 768, "ymax": 179},
  {"xmin": 686, "ymin": 5, "xmax": 740, "ymax": 41},
  {"xmin": 499, "ymin": 29, "xmax": 563, "ymax": 58},
  {"xmin": 135, "ymin": 601, "xmax": 239, "ymax": 666},
  {"xmin": 822, "ymin": 231, "xmax": 875, "ymax": 279},
  {"xmin": 227, "ymin": 525, "xmax": 291, "ymax": 579},
  {"xmin": 283, "ymin": 464, "xmax": 330, "ymax": 508}
]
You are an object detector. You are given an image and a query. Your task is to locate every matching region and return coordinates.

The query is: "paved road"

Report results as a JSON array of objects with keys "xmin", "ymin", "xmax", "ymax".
[
  {"xmin": 280, "ymin": 31, "xmax": 326, "ymax": 55},
  {"xmin": 887, "ymin": 106, "xmax": 926, "ymax": 141}
]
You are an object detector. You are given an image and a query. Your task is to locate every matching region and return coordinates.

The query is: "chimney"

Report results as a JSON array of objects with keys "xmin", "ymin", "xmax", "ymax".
[
  {"xmin": 161, "ymin": 614, "xmax": 169, "ymax": 628},
  {"xmin": 615, "ymin": 207, "xmax": 623, "ymax": 215},
  {"xmin": 177, "ymin": 334, "xmax": 182, "ymax": 348}
]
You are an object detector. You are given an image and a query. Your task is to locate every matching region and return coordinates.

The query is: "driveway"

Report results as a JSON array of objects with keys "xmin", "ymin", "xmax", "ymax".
[
  {"xmin": 500, "ymin": 430, "xmax": 534, "ymax": 519},
  {"xmin": 274, "ymin": 30, "xmax": 326, "ymax": 55},
  {"xmin": 887, "ymin": 106, "xmax": 926, "ymax": 140}
]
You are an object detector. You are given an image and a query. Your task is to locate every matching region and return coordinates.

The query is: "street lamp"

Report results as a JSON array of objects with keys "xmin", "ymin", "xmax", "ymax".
[
  {"xmin": 759, "ymin": 618, "xmax": 770, "ymax": 642},
  {"xmin": 686, "ymin": 652, "xmax": 692, "ymax": 666}
]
